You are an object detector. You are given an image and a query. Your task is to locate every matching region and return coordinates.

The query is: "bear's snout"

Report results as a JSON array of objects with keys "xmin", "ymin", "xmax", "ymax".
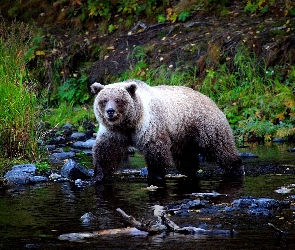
[{"xmin": 106, "ymin": 108, "xmax": 115, "ymax": 118}]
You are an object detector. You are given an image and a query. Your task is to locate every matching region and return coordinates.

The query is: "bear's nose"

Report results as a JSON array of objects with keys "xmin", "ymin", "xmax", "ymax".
[{"xmin": 106, "ymin": 108, "xmax": 115, "ymax": 117}]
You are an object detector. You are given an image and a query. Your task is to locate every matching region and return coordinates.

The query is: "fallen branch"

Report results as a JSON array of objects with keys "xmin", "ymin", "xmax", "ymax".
[
  {"xmin": 116, "ymin": 207, "xmax": 236, "ymax": 236},
  {"xmin": 116, "ymin": 208, "xmax": 165, "ymax": 234},
  {"xmin": 268, "ymin": 223, "xmax": 288, "ymax": 238}
]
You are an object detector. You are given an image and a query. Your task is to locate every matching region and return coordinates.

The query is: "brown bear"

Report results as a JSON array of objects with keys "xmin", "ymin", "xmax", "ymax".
[{"xmin": 90, "ymin": 79, "xmax": 244, "ymax": 182}]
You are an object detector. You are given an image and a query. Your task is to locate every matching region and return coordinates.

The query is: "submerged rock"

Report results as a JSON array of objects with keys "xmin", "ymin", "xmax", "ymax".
[
  {"xmin": 80, "ymin": 212, "xmax": 98, "ymax": 225},
  {"xmin": 239, "ymin": 152, "xmax": 259, "ymax": 158}
]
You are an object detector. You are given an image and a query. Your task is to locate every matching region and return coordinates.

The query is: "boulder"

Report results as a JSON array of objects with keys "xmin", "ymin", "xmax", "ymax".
[{"xmin": 4, "ymin": 164, "xmax": 48, "ymax": 185}]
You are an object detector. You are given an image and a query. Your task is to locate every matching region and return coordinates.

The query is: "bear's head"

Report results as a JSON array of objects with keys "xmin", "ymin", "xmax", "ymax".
[{"xmin": 91, "ymin": 82, "xmax": 139, "ymax": 129}]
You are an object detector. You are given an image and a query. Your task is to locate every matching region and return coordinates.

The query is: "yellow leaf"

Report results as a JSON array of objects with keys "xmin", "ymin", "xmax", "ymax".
[
  {"xmin": 35, "ymin": 50, "xmax": 45, "ymax": 56},
  {"xmin": 265, "ymin": 134, "xmax": 272, "ymax": 141},
  {"xmin": 284, "ymin": 100, "xmax": 295, "ymax": 108},
  {"xmin": 276, "ymin": 112, "xmax": 285, "ymax": 121}
]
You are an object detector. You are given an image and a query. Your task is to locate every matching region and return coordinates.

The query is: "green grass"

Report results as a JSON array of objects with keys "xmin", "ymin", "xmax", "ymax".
[
  {"xmin": 42, "ymin": 102, "xmax": 94, "ymax": 130},
  {"xmin": 0, "ymin": 20, "xmax": 41, "ymax": 162},
  {"xmin": 200, "ymin": 46, "xmax": 295, "ymax": 141}
]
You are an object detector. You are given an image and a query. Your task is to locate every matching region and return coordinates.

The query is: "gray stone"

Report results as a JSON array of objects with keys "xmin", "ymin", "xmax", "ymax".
[
  {"xmin": 29, "ymin": 176, "xmax": 49, "ymax": 183},
  {"xmin": 50, "ymin": 151, "xmax": 76, "ymax": 161},
  {"xmin": 4, "ymin": 164, "xmax": 48, "ymax": 185},
  {"xmin": 61, "ymin": 159, "xmax": 92, "ymax": 180},
  {"xmin": 71, "ymin": 139, "xmax": 95, "ymax": 149},
  {"xmin": 70, "ymin": 132, "xmax": 87, "ymax": 141}
]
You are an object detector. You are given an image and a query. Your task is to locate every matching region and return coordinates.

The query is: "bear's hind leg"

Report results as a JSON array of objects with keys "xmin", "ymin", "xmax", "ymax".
[{"xmin": 175, "ymin": 152, "xmax": 200, "ymax": 180}]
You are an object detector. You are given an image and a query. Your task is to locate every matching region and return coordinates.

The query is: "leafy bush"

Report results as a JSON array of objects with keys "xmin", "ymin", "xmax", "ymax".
[
  {"xmin": 201, "ymin": 45, "xmax": 295, "ymax": 141},
  {"xmin": 57, "ymin": 74, "xmax": 90, "ymax": 105}
]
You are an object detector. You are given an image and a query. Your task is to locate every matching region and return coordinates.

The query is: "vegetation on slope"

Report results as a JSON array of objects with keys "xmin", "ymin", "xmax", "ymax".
[{"xmin": 1, "ymin": 0, "xmax": 295, "ymax": 167}]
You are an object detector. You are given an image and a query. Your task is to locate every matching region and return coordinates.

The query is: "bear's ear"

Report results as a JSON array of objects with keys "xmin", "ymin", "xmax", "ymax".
[
  {"xmin": 125, "ymin": 83, "xmax": 137, "ymax": 97},
  {"xmin": 91, "ymin": 82, "xmax": 104, "ymax": 94}
]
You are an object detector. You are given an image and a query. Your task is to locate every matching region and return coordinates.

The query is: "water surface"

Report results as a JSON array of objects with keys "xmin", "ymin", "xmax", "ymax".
[{"xmin": 1, "ymin": 142, "xmax": 295, "ymax": 249}]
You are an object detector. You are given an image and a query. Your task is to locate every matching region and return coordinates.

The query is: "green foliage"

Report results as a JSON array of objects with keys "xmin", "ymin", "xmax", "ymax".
[
  {"xmin": 88, "ymin": 0, "xmax": 111, "ymax": 20},
  {"xmin": 200, "ymin": 45, "xmax": 295, "ymax": 141},
  {"xmin": 178, "ymin": 11, "xmax": 190, "ymax": 22},
  {"xmin": 108, "ymin": 24, "xmax": 118, "ymax": 33},
  {"xmin": 0, "ymin": 19, "xmax": 41, "ymax": 161},
  {"xmin": 244, "ymin": 0, "xmax": 295, "ymax": 15},
  {"xmin": 117, "ymin": 0, "xmax": 144, "ymax": 15},
  {"xmin": 157, "ymin": 14, "xmax": 166, "ymax": 23},
  {"xmin": 43, "ymin": 102, "xmax": 94, "ymax": 128},
  {"xmin": 57, "ymin": 74, "xmax": 90, "ymax": 105},
  {"xmin": 36, "ymin": 161, "xmax": 51, "ymax": 171}
]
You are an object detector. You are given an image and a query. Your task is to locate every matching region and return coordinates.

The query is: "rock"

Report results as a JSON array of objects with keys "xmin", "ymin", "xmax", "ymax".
[
  {"xmin": 49, "ymin": 151, "xmax": 76, "ymax": 163},
  {"xmin": 4, "ymin": 164, "xmax": 48, "ymax": 185},
  {"xmin": 139, "ymin": 168, "xmax": 148, "ymax": 177},
  {"xmin": 45, "ymin": 145, "xmax": 56, "ymax": 152},
  {"xmin": 61, "ymin": 159, "xmax": 93, "ymax": 180},
  {"xmin": 49, "ymin": 173, "xmax": 62, "ymax": 180},
  {"xmin": 272, "ymin": 137, "xmax": 285, "ymax": 143},
  {"xmin": 29, "ymin": 176, "xmax": 49, "ymax": 183},
  {"xmin": 239, "ymin": 152, "xmax": 259, "ymax": 158},
  {"xmin": 62, "ymin": 123, "xmax": 76, "ymax": 136},
  {"xmin": 70, "ymin": 132, "xmax": 87, "ymax": 141},
  {"xmin": 49, "ymin": 135, "xmax": 66, "ymax": 145},
  {"xmin": 80, "ymin": 212, "xmax": 98, "ymax": 225},
  {"xmin": 247, "ymin": 208, "xmax": 274, "ymax": 217},
  {"xmin": 232, "ymin": 197, "xmax": 255, "ymax": 208},
  {"xmin": 71, "ymin": 139, "xmax": 95, "ymax": 149}
]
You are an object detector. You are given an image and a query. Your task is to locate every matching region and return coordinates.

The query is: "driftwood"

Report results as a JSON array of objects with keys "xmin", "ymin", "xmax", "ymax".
[
  {"xmin": 116, "ymin": 207, "xmax": 236, "ymax": 236},
  {"xmin": 59, "ymin": 206, "xmax": 236, "ymax": 241},
  {"xmin": 116, "ymin": 208, "xmax": 165, "ymax": 234},
  {"xmin": 268, "ymin": 223, "xmax": 288, "ymax": 238}
]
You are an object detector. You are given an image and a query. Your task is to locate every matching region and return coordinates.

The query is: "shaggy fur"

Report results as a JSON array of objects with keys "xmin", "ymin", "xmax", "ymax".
[{"xmin": 91, "ymin": 79, "xmax": 244, "ymax": 181}]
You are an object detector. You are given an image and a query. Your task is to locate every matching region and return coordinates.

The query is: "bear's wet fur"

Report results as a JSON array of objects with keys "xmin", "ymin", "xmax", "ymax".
[{"xmin": 91, "ymin": 80, "xmax": 244, "ymax": 182}]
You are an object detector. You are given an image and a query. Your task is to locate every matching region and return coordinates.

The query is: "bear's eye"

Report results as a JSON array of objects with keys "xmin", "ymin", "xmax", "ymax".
[
  {"xmin": 115, "ymin": 99, "xmax": 121, "ymax": 104},
  {"xmin": 99, "ymin": 99, "xmax": 108, "ymax": 105}
]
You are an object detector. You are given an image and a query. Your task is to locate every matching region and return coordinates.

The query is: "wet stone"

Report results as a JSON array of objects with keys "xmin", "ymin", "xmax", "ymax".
[
  {"xmin": 239, "ymin": 152, "xmax": 259, "ymax": 158},
  {"xmin": 49, "ymin": 135, "xmax": 66, "ymax": 145},
  {"xmin": 70, "ymin": 132, "xmax": 87, "ymax": 141},
  {"xmin": 232, "ymin": 197, "xmax": 255, "ymax": 208},
  {"xmin": 62, "ymin": 123, "xmax": 76, "ymax": 136},
  {"xmin": 49, "ymin": 151, "xmax": 76, "ymax": 163},
  {"xmin": 61, "ymin": 159, "xmax": 93, "ymax": 180},
  {"xmin": 45, "ymin": 145, "xmax": 56, "ymax": 152},
  {"xmin": 80, "ymin": 212, "xmax": 98, "ymax": 225},
  {"xmin": 29, "ymin": 176, "xmax": 49, "ymax": 183},
  {"xmin": 4, "ymin": 164, "xmax": 48, "ymax": 185},
  {"xmin": 71, "ymin": 139, "xmax": 95, "ymax": 149},
  {"xmin": 247, "ymin": 208, "xmax": 274, "ymax": 217}
]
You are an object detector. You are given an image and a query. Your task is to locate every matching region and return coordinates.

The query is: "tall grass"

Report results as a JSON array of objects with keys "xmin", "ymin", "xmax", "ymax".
[
  {"xmin": 200, "ymin": 46, "xmax": 295, "ymax": 141},
  {"xmin": 0, "ymin": 18, "xmax": 40, "ymax": 161}
]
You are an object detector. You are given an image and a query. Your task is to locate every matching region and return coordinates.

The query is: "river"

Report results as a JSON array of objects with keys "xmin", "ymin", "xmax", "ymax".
[{"xmin": 1, "ymin": 142, "xmax": 295, "ymax": 249}]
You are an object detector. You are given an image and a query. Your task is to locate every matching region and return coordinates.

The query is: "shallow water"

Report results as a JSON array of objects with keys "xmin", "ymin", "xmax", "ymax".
[{"xmin": 1, "ymin": 142, "xmax": 295, "ymax": 249}]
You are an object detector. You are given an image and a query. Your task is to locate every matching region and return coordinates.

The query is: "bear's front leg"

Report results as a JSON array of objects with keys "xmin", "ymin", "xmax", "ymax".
[
  {"xmin": 93, "ymin": 133, "xmax": 128, "ymax": 182},
  {"xmin": 140, "ymin": 140, "xmax": 172, "ymax": 181}
]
